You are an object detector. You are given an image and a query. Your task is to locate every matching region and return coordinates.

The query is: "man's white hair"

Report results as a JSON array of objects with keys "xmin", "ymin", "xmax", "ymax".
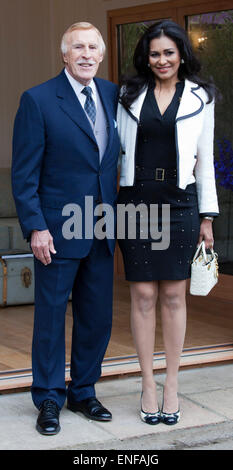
[{"xmin": 61, "ymin": 22, "xmax": 106, "ymax": 56}]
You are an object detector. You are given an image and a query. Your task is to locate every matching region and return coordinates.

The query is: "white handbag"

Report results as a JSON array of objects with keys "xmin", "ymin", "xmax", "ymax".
[{"xmin": 190, "ymin": 241, "xmax": 219, "ymax": 296}]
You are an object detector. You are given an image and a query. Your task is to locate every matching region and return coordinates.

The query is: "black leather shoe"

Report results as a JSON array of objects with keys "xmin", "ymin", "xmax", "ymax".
[
  {"xmin": 67, "ymin": 397, "xmax": 112, "ymax": 421},
  {"xmin": 36, "ymin": 399, "xmax": 61, "ymax": 435}
]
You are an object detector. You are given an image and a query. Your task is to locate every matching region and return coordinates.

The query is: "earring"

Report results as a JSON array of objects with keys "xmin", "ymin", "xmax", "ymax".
[
  {"xmin": 147, "ymin": 63, "xmax": 151, "ymax": 67},
  {"xmin": 181, "ymin": 58, "xmax": 185, "ymax": 64}
]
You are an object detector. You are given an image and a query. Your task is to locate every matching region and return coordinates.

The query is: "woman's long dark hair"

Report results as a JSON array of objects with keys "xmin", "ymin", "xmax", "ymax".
[{"xmin": 120, "ymin": 20, "xmax": 215, "ymax": 109}]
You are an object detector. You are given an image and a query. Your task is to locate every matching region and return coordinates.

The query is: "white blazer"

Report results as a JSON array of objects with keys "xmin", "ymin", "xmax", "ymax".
[{"xmin": 117, "ymin": 79, "xmax": 219, "ymax": 215}]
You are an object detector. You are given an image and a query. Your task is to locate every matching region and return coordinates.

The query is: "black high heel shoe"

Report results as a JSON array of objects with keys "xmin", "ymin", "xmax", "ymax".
[
  {"xmin": 160, "ymin": 408, "xmax": 180, "ymax": 425},
  {"xmin": 140, "ymin": 392, "xmax": 160, "ymax": 425},
  {"xmin": 160, "ymin": 390, "xmax": 180, "ymax": 425}
]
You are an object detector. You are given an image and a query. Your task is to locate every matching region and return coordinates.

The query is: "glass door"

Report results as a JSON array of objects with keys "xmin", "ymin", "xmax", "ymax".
[
  {"xmin": 106, "ymin": 0, "xmax": 233, "ymax": 375},
  {"xmin": 186, "ymin": 10, "xmax": 233, "ymax": 273},
  {"xmin": 118, "ymin": 20, "xmax": 157, "ymax": 80}
]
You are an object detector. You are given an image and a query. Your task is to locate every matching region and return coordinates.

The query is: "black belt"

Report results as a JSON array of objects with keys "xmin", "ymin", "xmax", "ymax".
[{"xmin": 135, "ymin": 166, "xmax": 177, "ymax": 181}]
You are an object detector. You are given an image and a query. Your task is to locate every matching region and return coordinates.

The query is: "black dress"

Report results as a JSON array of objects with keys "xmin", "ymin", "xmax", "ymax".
[{"xmin": 117, "ymin": 82, "xmax": 200, "ymax": 281}]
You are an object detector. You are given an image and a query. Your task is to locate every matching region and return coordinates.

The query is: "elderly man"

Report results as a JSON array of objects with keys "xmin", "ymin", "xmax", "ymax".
[{"xmin": 12, "ymin": 22, "xmax": 120, "ymax": 435}]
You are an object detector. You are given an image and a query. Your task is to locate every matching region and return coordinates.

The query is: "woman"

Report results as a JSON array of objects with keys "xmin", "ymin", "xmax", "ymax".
[{"xmin": 117, "ymin": 20, "xmax": 219, "ymax": 425}]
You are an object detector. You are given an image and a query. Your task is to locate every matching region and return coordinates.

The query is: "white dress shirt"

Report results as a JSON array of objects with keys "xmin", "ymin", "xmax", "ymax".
[{"xmin": 64, "ymin": 68, "xmax": 97, "ymax": 113}]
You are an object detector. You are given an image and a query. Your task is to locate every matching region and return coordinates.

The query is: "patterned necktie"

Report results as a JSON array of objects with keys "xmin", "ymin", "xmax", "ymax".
[{"xmin": 81, "ymin": 86, "xmax": 96, "ymax": 124}]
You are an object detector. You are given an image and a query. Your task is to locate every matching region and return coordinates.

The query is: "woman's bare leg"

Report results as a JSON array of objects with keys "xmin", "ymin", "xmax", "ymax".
[
  {"xmin": 130, "ymin": 281, "xmax": 159, "ymax": 412},
  {"xmin": 159, "ymin": 279, "xmax": 187, "ymax": 413}
]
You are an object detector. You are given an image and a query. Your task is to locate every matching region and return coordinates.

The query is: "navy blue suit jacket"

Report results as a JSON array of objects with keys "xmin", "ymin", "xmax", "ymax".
[{"xmin": 12, "ymin": 70, "xmax": 120, "ymax": 258}]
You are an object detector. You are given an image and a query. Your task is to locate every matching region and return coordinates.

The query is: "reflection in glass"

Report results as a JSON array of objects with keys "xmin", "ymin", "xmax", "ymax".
[
  {"xmin": 187, "ymin": 11, "xmax": 233, "ymax": 273},
  {"xmin": 117, "ymin": 20, "xmax": 158, "ymax": 80}
]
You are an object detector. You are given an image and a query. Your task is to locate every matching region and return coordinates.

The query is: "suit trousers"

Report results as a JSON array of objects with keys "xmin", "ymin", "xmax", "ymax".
[{"xmin": 31, "ymin": 237, "xmax": 114, "ymax": 410}]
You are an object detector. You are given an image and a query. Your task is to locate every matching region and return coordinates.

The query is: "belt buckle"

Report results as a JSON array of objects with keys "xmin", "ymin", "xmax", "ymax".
[{"xmin": 155, "ymin": 168, "xmax": 165, "ymax": 181}]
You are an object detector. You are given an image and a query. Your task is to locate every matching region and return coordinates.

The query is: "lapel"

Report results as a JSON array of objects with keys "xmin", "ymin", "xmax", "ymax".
[
  {"xmin": 124, "ymin": 79, "xmax": 204, "ymax": 124},
  {"xmin": 127, "ymin": 86, "xmax": 148, "ymax": 122},
  {"xmin": 56, "ymin": 71, "xmax": 115, "ymax": 166},
  {"xmin": 94, "ymin": 77, "xmax": 115, "ymax": 165},
  {"xmin": 176, "ymin": 79, "xmax": 204, "ymax": 122},
  {"xmin": 56, "ymin": 70, "xmax": 96, "ymax": 144}
]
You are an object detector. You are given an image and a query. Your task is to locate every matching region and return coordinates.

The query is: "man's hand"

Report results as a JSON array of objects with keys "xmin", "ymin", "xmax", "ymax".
[{"xmin": 31, "ymin": 229, "xmax": 56, "ymax": 265}]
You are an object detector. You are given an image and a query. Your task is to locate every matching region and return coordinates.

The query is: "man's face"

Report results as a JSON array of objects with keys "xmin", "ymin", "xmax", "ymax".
[{"xmin": 63, "ymin": 28, "xmax": 104, "ymax": 85}]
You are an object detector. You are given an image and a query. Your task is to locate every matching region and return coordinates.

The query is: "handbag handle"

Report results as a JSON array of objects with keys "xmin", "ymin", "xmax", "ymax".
[{"xmin": 192, "ymin": 241, "xmax": 215, "ymax": 264}]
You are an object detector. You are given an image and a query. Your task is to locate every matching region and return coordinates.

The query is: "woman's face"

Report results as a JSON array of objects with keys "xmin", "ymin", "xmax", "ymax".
[{"xmin": 148, "ymin": 35, "xmax": 181, "ymax": 82}]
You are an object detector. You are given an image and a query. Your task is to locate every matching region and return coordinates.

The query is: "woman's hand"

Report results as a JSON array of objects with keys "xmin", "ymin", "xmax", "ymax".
[{"xmin": 198, "ymin": 219, "xmax": 214, "ymax": 249}]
